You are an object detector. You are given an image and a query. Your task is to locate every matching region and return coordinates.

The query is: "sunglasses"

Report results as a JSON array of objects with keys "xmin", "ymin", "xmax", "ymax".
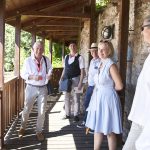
[{"xmin": 141, "ymin": 24, "xmax": 150, "ymax": 31}]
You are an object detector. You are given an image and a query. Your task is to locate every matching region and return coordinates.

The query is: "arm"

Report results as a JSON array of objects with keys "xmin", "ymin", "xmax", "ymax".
[{"xmin": 110, "ymin": 64, "xmax": 123, "ymax": 91}]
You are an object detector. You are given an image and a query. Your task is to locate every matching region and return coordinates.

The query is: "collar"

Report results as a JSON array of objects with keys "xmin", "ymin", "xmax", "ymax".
[{"xmin": 69, "ymin": 53, "xmax": 78, "ymax": 57}]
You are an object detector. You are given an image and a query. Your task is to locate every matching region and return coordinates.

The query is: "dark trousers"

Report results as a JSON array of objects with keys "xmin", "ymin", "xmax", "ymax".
[{"xmin": 83, "ymin": 86, "xmax": 94, "ymax": 122}]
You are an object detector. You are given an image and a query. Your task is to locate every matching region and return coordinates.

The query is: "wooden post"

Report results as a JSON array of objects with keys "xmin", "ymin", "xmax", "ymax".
[
  {"xmin": 118, "ymin": 0, "xmax": 130, "ymax": 145},
  {"xmin": 32, "ymin": 32, "xmax": 36, "ymax": 46},
  {"xmin": 14, "ymin": 16, "xmax": 21, "ymax": 77},
  {"xmin": 62, "ymin": 41, "xmax": 65, "ymax": 64},
  {"xmin": 49, "ymin": 39, "xmax": 52, "ymax": 63},
  {"xmin": 0, "ymin": 0, "xmax": 5, "ymax": 89},
  {"xmin": 0, "ymin": 0, "xmax": 5, "ymax": 148},
  {"xmin": 89, "ymin": 0, "xmax": 96, "ymax": 63}
]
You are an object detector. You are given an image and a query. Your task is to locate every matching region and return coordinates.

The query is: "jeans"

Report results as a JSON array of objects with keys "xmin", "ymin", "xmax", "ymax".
[{"xmin": 83, "ymin": 86, "xmax": 94, "ymax": 122}]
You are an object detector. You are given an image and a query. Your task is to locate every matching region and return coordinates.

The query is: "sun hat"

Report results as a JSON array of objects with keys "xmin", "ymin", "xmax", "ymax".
[{"xmin": 88, "ymin": 43, "xmax": 98, "ymax": 51}]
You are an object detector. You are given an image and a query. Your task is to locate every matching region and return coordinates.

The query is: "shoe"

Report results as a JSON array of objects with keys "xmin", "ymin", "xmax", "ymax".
[
  {"xmin": 62, "ymin": 115, "xmax": 70, "ymax": 120},
  {"xmin": 86, "ymin": 128, "xmax": 94, "ymax": 135},
  {"xmin": 89, "ymin": 129, "xmax": 94, "ymax": 134},
  {"xmin": 77, "ymin": 121, "xmax": 85, "ymax": 128},
  {"xmin": 73, "ymin": 116, "xmax": 79, "ymax": 122},
  {"xmin": 36, "ymin": 132, "xmax": 45, "ymax": 142},
  {"xmin": 18, "ymin": 128, "xmax": 25, "ymax": 138}
]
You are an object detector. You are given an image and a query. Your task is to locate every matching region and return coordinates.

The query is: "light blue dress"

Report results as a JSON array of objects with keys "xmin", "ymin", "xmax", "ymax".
[{"xmin": 85, "ymin": 58, "xmax": 122, "ymax": 135}]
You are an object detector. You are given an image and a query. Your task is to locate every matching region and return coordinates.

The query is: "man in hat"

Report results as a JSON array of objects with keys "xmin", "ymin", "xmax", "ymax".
[{"xmin": 77, "ymin": 43, "xmax": 100, "ymax": 130}]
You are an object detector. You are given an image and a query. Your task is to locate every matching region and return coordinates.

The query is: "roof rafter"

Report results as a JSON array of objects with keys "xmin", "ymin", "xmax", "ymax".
[{"xmin": 22, "ymin": 11, "xmax": 90, "ymax": 19}]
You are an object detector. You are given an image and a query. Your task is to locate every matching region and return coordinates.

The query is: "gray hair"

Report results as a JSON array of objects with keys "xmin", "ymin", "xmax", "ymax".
[{"xmin": 33, "ymin": 41, "xmax": 44, "ymax": 49}]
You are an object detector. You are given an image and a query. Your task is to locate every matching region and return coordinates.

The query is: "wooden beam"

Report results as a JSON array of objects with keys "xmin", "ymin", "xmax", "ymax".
[
  {"xmin": 14, "ymin": 16, "xmax": 21, "ymax": 77},
  {"xmin": 117, "ymin": 0, "xmax": 129, "ymax": 145},
  {"xmin": 22, "ymin": 11, "xmax": 90, "ymax": 19},
  {"xmin": 22, "ymin": 18, "xmax": 82, "ymax": 29},
  {"xmin": 6, "ymin": 0, "xmax": 74, "ymax": 21},
  {"xmin": 6, "ymin": 0, "xmax": 88, "ymax": 21},
  {"xmin": 0, "ymin": 1, "xmax": 5, "ymax": 148}
]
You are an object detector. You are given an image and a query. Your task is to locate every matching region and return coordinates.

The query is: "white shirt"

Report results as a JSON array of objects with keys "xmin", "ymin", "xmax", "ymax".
[
  {"xmin": 21, "ymin": 54, "xmax": 53, "ymax": 86},
  {"xmin": 63, "ymin": 53, "xmax": 85, "ymax": 69},
  {"xmin": 88, "ymin": 58, "xmax": 101, "ymax": 86},
  {"xmin": 135, "ymin": 120, "xmax": 150, "ymax": 150},
  {"xmin": 128, "ymin": 54, "xmax": 150, "ymax": 126}
]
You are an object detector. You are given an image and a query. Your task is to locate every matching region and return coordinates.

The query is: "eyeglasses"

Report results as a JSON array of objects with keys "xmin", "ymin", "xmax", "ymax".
[{"xmin": 141, "ymin": 24, "xmax": 150, "ymax": 31}]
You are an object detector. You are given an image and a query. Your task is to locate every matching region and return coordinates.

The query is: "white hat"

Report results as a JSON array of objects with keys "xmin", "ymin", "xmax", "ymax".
[{"xmin": 88, "ymin": 43, "xmax": 98, "ymax": 51}]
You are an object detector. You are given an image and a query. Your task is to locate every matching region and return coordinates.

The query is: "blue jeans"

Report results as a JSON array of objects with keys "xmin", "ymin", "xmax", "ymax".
[{"xmin": 83, "ymin": 86, "xmax": 94, "ymax": 122}]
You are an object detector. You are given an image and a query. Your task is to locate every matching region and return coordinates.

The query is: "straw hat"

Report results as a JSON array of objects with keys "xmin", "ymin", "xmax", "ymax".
[{"xmin": 88, "ymin": 43, "xmax": 98, "ymax": 51}]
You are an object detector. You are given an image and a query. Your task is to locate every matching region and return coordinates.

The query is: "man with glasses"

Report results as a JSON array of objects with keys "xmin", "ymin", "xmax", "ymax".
[{"xmin": 123, "ymin": 15, "xmax": 150, "ymax": 150}]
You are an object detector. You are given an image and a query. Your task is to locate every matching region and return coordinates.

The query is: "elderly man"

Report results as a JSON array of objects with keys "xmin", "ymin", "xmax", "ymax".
[
  {"xmin": 77, "ymin": 43, "xmax": 100, "ymax": 129},
  {"xmin": 18, "ymin": 41, "xmax": 52, "ymax": 141},
  {"xmin": 123, "ymin": 15, "xmax": 150, "ymax": 150},
  {"xmin": 60, "ymin": 42, "xmax": 85, "ymax": 122}
]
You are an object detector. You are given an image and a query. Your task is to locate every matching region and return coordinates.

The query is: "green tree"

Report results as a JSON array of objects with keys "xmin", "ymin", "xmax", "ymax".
[
  {"xmin": 5, "ymin": 24, "xmax": 15, "ymax": 72},
  {"xmin": 96, "ymin": 0, "xmax": 110, "ymax": 10}
]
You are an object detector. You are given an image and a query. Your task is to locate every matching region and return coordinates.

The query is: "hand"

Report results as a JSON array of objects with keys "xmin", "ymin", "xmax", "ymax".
[
  {"xmin": 46, "ymin": 74, "xmax": 52, "ymax": 81},
  {"xmin": 77, "ymin": 83, "xmax": 82, "ymax": 90},
  {"xmin": 34, "ymin": 75, "xmax": 42, "ymax": 81}
]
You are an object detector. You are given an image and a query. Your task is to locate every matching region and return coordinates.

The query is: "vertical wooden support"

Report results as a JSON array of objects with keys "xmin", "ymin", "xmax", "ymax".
[
  {"xmin": 32, "ymin": 32, "xmax": 36, "ymax": 46},
  {"xmin": 118, "ymin": 0, "xmax": 130, "ymax": 145},
  {"xmin": 62, "ymin": 41, "xmax": 65, "ymax": 64},
  {"xmin": 0, "ymin": 1, "xmax": 5, "ymax": 148},
  {"xmin": 14, "ymin": 16, "xmax": 21, "ymax": 117},
  {"xmin": 0, "ymin": 0, "xmax": 5, "ymax": 89},
  {"xmin": 14, "ymin": 16, "xmax": 21, "ymax": 77},
  {"xmin": 49, "ymin": 39, "xmax": 52, "ymax": 63},
  {"xmin": 42, "ymin": 36, "xmax": 45, "ymax": 47},
  {"xmin": 89, "ymin": 0, "xmax": 96, "ymax": 63}
]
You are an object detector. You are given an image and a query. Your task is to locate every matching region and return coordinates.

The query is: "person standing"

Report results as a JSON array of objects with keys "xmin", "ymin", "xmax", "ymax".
[
  {"xmin": 18, "ymin": 41, "xmax": 53, "ymax": 141},
  {"xmin": 123, "ymin": 15, "xmax": 150, "ymax": 150},
  {"xmin": 77, "ymin": 43, "xmax": 100, "ymax": 129},
  {"xmin": 60, "ymin": 42, "xmax": 85, "ymax": 122},
  {"xmin": 85, "ymin": 41, "xmax": 123, "ymax": 150}
]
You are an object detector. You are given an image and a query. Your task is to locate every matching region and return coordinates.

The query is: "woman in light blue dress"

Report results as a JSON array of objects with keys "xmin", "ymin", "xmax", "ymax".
[{"xmin": 85, "ymin": 41, "xmax": 123, "ymax": 150}]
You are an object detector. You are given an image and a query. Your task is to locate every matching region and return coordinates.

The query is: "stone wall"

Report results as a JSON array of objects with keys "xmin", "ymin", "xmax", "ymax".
[{"xmin": 79, "ymin": 0, "xmax": 150, "ymax": 142}]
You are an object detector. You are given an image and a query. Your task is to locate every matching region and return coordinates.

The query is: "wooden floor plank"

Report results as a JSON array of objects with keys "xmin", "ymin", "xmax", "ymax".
[{"xmin": 4, "ymin": 93, "xmax": 122, "ymax": 150}]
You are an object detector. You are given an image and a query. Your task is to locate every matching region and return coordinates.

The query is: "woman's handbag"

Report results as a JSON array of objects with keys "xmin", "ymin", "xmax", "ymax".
[{"xmin": 59, "ymin": 79, "xmax": 72, "ymax": 92}]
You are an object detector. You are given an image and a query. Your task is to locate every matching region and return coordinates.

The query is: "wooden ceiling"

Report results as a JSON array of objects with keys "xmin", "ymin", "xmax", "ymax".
[{"xmin": 5, "ymin": 0, "xmax": 92, "ymax": 42}]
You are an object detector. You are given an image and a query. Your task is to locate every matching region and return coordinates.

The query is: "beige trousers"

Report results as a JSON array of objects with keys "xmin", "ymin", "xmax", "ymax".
[{"xmin": 21, "ymin": 84, "xmax": 48, "ymax": 133}]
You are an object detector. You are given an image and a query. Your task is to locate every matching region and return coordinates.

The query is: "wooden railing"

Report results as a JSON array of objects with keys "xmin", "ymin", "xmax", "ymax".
[
  {"xmin": 0, "ymin": 77, "xmax": 25, "ymax": 148},
  {"xmin": 51, "ymin": 68, "xmax": 63, "ymax": 90},
  {"xmin": 0, "ymin": 68, "xmax": 63, "ymax": 148}
]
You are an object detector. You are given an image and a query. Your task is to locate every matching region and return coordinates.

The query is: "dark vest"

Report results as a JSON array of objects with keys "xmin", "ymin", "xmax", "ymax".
[{"xmin": 64, "ymin": 54, "xmax": 81, "ymax": 79}]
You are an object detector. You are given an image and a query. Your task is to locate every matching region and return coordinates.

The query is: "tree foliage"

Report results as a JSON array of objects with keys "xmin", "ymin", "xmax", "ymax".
[
  {"xmin": 4, "ymin": 25, "xmax": 71, "ymax": 72},
  {"xmin": 96, "ymin": 0, "xmax": 110, "ymax": 10},
  {"xmin": 5, "ymin": 24, "xmax": 15, "ymax": 71}
]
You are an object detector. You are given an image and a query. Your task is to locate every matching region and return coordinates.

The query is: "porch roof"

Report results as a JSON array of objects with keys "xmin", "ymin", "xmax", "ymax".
[{"xmin": 5, "ymin": 0, "xmax": 92, "ymax": 43}]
